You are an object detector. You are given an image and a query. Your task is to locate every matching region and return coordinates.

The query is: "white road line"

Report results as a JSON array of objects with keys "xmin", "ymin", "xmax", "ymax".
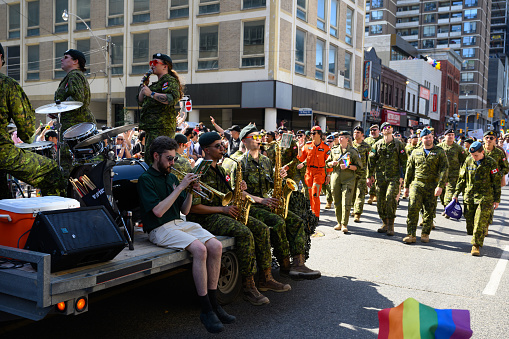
[{"xmin": 483, "ymin": 245, "xmax": 509, "ymax": 296}]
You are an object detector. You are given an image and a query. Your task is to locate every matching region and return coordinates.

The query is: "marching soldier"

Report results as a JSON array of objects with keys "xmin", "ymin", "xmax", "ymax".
[
  {"xmin": 262, "ymin": 131, "xmax": 277, "ymax": 165},
  {"xmin": 368, "ymin": 122, "xmax": 407, "ymax": 235},
  {"xmin": 365, "ymin": 124, "xmax": 383, "ymax": 204},
  {"xmin": 403, "ymin": 129, "xmax": 449, "ymax": 243},
  {"xmin": 405, "ymin": 134, "xmax": 419, "ymax": 156},
  {"xmin": 453, "ymin": 141, "xmax": 501, "ymax": 256},
  {"xmin": 323, "ymin": 134, "xmax": 335, "ymax": 209},
  {"xmin": 351, "ymin": 126, "xmax": 371, "ymax": 222},
  {"xmin": 326, "ymin": 131, "xmax": 362, "ymax": 233}
]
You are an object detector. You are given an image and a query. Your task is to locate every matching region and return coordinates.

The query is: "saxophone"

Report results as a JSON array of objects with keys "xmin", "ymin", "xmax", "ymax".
[
  {"xmin": 224, "ymin": 154, "xmax": 254, "ymax": 225},
  {"xmin": 272, "ymin": 142, "xmax": 298, "ymax": 219}
]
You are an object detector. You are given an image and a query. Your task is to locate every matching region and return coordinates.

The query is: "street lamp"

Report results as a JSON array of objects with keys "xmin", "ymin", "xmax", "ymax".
[{"xmin": 62, "ymin": 10, "xmax": 113, "ymax": 127}]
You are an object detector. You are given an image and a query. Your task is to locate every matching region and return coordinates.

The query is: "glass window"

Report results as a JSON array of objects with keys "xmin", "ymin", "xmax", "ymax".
[
  {"xmin": 55, "ymin": 0, "xmax": 68, "ymax": 33},
  {"xmin": 438, "ymin": 13, "xmax": 449, "ymax": 19},
  {"xmin": 370, "ymin": 25, "xmax": 383, "ymax": 34},
  {"xmin": 345, "ymin": 7, "xmax": 353, "ymax": 45},
  {"xmin": 371, "ymin": 0, "xmax": 383, "ymax": 8},
  {"xmin": 462, "ymin": 48, "xmax": 475, "ymax": 58},
  {"xmin": 54, "ymin": 41, "xmax": 68, "ymax": 78},
  {"xmin": 7, "ymin": 46, "xmax": 20, "ymax": 81},
  {"xmin": 110, "ymin": 35, "xmax": 124, "ymax": 75},
  {"xmin": 410, "ymin": 28, "xmax": 418, "ymax": 35},
  {"xmin": 464, "ymin": 9, "xmax": 477, "ymax": 19},
  {"xmin": 199, "ymin": 0, "xmax": 220, "ymax": 15},
  {"xmin": 424, "ymin": 14, "xmax": 435, "ymax": 23},
  {"xmin": 242, "ymin": 20, "xmax": 265, "ymax": 67},
  {"xmin": 76, "ymin": 0, "xmax": 91, "ymax": 30},
  {"xmin": 451, "ymin": 25, "xmax": 461, "ymax": 32},
  {"xmin": 451, "ymin": 1, "xmax": 462, "ymax": 5},
  {"xmin": 243, "ymin": 0, "xmax": 265, "ymax": 9},
  {"xmin": 108, "ymin": 0, "xmax": 124, "ymax": 26},
  {"xmin": 8, "ymin": 4, "xmax": 21, "ymax": 39},
  {"xmin": 438, "ymin": 25, "xmax": 449, "ymax": 33},
  {"xmin": 315, "ymin": 40, "xmax": 324, "ymax": 81},
  {"xmin": 330, "ymin": 0, "xmax": 338, "ymax": 37},
  {"xmin": 297, "ymin": 0, "xmax": 307, "ymax": 21},
  {"xmin": 132, "ymin": 32, "xmax": 149, "ymax": 74},
  {"xmin": 424, "ymin": 2, "xmax": 436, "ymax": 11},
  {"xmin": 328, "ymin": 45, "xmax": 337, "ymax": 85},
  {"xmin": 76, "ymin": 39, "xmax": 90, "ymax": 65},
  {"xmin": 170, "ymin": 29, "xmax": 188, "ymax": 71},
  {"xmin": 371, "ymin": 11, "xmax": 383, "ymax": 20},
  {"xmin": 451, "ymin": 12, "xmax": 462, "ymax": 18},
  {"xmin": 464, "ymin": 22, "xmax": 476, "ymax": 33},
  {"xmin": 27, "ymin": 1, "xmax": 40, "ymax": 36},
  {"xmin": 295, "ymin": 29, "xmax": 306, "ymax": 74},
  {"xmin": 437, "ymin": 39, "xmax": 448, "ymax": 45},
  {"xmin": 133, "ymin": 0, "xmax": 150, "ymax": 23},
  {"xmin": 344, "ymin": 52, "xmax": 352, "ymax": 89},
  {"xmin": 449, "ymin": 38, "xmax": 460, "ymax": 44},
  {"xmin": 422, "ymin": 39, "xmax": 435, "ymax": 48},
  {"xmin": 170, "ymin": 0, "xmax": 189, "ymax": 19},
  {"xmin": 462, "ymin": 60, "xmax": 475, "ymax": 70},
  {"xmin": 463, "ymin": 36, "xmax": 476, "ymax": 46},
  {"xmin": 439, "ymin": 2, "xmax": 449, "ymax": 7},
  {"xmin": 317, "ymin": 0, "xmax": 326, "ymax": 31},
  {"xmin": 423, "ymin": 26, "xmax": 436, "ymax": 37},
  {"xmin": 461, "ymin": 72, "xmax": 474, "ymax": 82},
  {"xmin": 464, "ymin": 0, "xmax": 477, "ymax": 8},
  {"xmin": 27, "ymin": 45, "xmax": 39, "ymax": 80},
  {"xmin": 198, "ymin": 25, "xmax": 218, "ymax": 70}
]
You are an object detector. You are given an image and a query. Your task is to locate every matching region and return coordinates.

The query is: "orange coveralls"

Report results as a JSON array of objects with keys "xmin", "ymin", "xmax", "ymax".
[{"xmin": 298, "ymin": 141, "xmax": 333, "ymax": 217}]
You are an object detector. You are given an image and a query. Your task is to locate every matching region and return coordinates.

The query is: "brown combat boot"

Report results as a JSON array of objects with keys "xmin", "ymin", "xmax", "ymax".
[
  {"xmin": 341, "ymin": 225, "xmax": 349, "ymax": 233},
  {"xmin": 377, "ymin": 219, "xmax": 388, "ymax": 233},
  {"xmin": 403, "ymin": 235, "xmax": 417, "ymax": 243},
  {"xmin": 278, "ymin": 257, "xmax": 291, "ymax": 278},
  {"xmin": 258, "ymin": 268, "xmax": 291, "ymax": 292},
  {"xmin": 386, "ymin": 219, "xmax": 395, "ymax": 236},
  {"xmin": 373, "ymin": 195, "xmax": 378, "ymax": 202},
  {"xmin": 367, "ymin": 195, "xmax": 375, "ymax": 205},
  {"xmin": 354, "ymin": 214, "xmax": 361, "ymax": 223},
  {"xmin": 421, "ymin": 234, "xmax": 430, "ymax": 243},
  {"xmin": 289, "ymin": 254, "xmax": 321, "ymax": 280},
  {"xmin": 471, "ymin": 245, "xmax": 480, "ymax": 256},
  {"xmin": 325, "ymin": 201, "xmax": 332, "ymax": 209},
  {"xmin": 334, "ymin": 223, "xmax": 342, "ymax": 231},
  {"xmin": 242, "ymin": 275, "xmax": 269, "ymax": 305}
]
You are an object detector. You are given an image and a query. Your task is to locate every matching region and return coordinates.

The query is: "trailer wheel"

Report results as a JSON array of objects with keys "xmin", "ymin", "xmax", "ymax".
[{"xmin": 217, "ymin": 250, "xmax": 241, "ymax": 305}]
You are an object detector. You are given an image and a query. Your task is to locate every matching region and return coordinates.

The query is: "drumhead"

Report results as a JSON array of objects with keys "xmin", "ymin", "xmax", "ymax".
[
  {"xmin": 63, "ymin": 122, "xmax": 96, "ymax": 139},
  {"xmin": 15, "ymin": 141, "xmax": 54, "ymax": 150}
]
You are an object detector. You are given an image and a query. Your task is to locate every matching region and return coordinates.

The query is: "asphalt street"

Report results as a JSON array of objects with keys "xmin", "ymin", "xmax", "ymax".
[{"xmin": 1, "ymin": 188, "xmax": 508, "ymax": 338}]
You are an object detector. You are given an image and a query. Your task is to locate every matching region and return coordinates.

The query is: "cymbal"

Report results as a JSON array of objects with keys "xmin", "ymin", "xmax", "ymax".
[
  {"xmin": 35, "ymin": 101, "xmax": 83, "ymax": 114},
  {"xmin": 75, "ymin": 123, "xmax": 138, "ymax": 148}
]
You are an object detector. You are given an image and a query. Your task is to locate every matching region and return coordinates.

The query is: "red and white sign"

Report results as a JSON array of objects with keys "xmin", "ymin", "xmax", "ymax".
[
  {"xmin": 185, "ymin": 100, "xmax": 192, "ymax": 112},
  {"xmin": 432, "ymin": 94, "xmax": 438, "ymax": 112},
  {"xmin": 420, "ymin": 87, "xmax": 430, "ymax": 100},
  {"xmin": 386, "ymin": 110, "xmax": 401, "ymax": 126}
]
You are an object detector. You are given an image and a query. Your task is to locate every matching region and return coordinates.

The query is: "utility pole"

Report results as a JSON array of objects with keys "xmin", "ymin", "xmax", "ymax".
[{"xmin": 106, "ymin": 35, "xmax": 113, "ymax": 127}]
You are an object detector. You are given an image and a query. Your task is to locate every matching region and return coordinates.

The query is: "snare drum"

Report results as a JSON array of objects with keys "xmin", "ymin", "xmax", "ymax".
[
  {"xmin": 15, "ymin": 141, "xmax": 55, "ymax": 159},
  {"xmin": 63, "ymin": 122, "xmax": 105, "ymax": 160}
]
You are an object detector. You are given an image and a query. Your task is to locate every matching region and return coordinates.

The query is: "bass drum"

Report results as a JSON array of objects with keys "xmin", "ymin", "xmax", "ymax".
[{"xmin": 112, "ymin": 159, "xmax": 149, "ymax": 222}]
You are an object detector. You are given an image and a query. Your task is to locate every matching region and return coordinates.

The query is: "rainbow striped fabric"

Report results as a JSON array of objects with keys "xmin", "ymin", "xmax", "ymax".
[{"xmin": 378, "ymin": 298, "xmax": 472, "ymax": 339}]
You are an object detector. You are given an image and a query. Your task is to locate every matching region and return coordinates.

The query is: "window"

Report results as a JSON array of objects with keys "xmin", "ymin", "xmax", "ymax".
[
  {"xmin": 329, "ymin": 45, "xmax": 337, "ymax": 84},
  {"xmin": 297, "ymin": 0, "xmax": 306, "ymax": 21},
  {"xmin": 449, "ymin": 38, "xmax": 460, "ymax": 44},
  {"xmin": 170, "ymin": 0, "xmax": 189, "ymax": 19},
  {"xmin": 463, "ymin": 36, "xmax": 476, "ymax": 46},
  {"xmin": 370, "ymin": 25, "xmax": 383, "ymax": 34},
  {"xmin": 451, "ymin": 1, "xmax": 462, "ymax": 5},
  {"xmin": 27, "ymin": 45, "xmax": 39, "ymax": 80},
  {"xmin": 424, "ymin": 2, "xmax": 436, "ymax": 11},
  {"xmin": 464, "ymin": 22, "xmax": 476, "ymax": 33},
  {"xmin": 461, "ymin": 72, "xmax": 474, "ymax": 82},
  {"xmin": 110, "ymin": 35, "xmax": 123, "ymax": 75},
  {"xmin": 464, "ymin": 0, "xmax": 477, "ymax": 8},
  {"xmin": 7, "ymin": 46, "xmax": 20, "ymax": 81},
  {"xmin": 462, "ymin": 60, "xmax": 475, "ymax": 70},
  {"xmin": 132, "ymin": 32, "xmax": 149, "ymax": 74},
  {"xmin": 330, "ymin": 0, "xmax": 338, "ymax": 37},
  {"xmin": 424, "ymin": 14, "xmax": 435, "ymax": 23},
  {"xmin": 243, "ymin": 0, "xmax": 266, "ymax": 9},
  {"xmin": 8, "ymin": 4, "xmax": 21, "ymax": 39},
  {"xmin": 412, "ymin": 94, "xmax": 415, "ymax": 111},
  {"xmin": 76, "ymin": 0, "xmax": 91, "ymax": 30},
  {"xmin": 54, "ymin": 42, "xmax": 68, "ymax": 78},
  {"xmin": 170, "ymin": 29, "xmax": 188, "ymax": 71},
  {"xmin": 76, "ymin": 39, "xmax": 90, "ymax": 65},
  {"xmin": 423, "ymin": 26, "xmax": 436, "ymax": 37},
  {"xmin": 422, "ymin": 40, "xmax": 435, "ymax": 48},
  {"xmin": 344, "ymin": 52, "xmax": 352, "ymax": 89},
  {"xmin": 199, "ymin": 0, "xmax": 219, "ymax": 15},
  {"xmin": 371, "ymin": 11, "xmax": 383, "ymax": 20},
  {"xmin": 437, "ymin": 39, "xmax": 448, "ymax": 45},
  {"xmin": 464, "ymin": 9, "xmax": 477, "ymax": 19},
  {"xmin": 451, "ymin": 25, "xmax": 461, "ymax": 32},
  {"xmin": 451, "ymin": 12, "xmax": 462, "ymax": 18},
  {"xmin": 371, "ymin": 0, "xmax": 383, "ymax": 9},
  {"xmin": 438, "ymin": 13, "xmax": 449, "ymax": 19},
  {"xmin": 407, "ymin": 92, "xmax": 410, "ymax": 111},
  {"xmin": 295, "ymin": 29, "xmax": 306, "ymax": 74},
  {"xmin": 345, "ymin": 7, "xmax": 353, "ymax": 45},
  {"xmin": 27, "ymin": 1, "xmax": 40, "ymax": 36},
  {"xmin": 55, "ymin": 0, "xmax": 68, "ymax": 33},
  {"xmin": 317, "ymin": 0, "xmax": 326, "ymax": 31},
  {"xmin": 133, "ymin": 0, "xmax": 150, "ymax": 23},
  {"xmin": 410, "ymin": 28, "xmax": 418, "ymax": 35},
  {"xmin": 366, "ymin": 1, "xmax": 370, "ymax": 11},
  {"xmin": 439, "ymin": 1, "xmax": 449, "ymax": 7},
  {"xmin": 108, "ymin": 0, "xmax": 124, "ymax": 26},
  {"xmin": 438, "ymin": 25, "xmax": 449, "ymax": 33},
  {"xmin": 315, "ymin": 40, "xmax": 325, "ymax": 81},
  {"xmin": 462, "ymin": 48, "xmax": 475, "ymax": 58},
  {"xmin": 242, "ymin": 20, "xmax": 265, "ymax": 67},
  {"xmin": 198, "ymin": 26, "xmax": 218, "ymax": 70}
]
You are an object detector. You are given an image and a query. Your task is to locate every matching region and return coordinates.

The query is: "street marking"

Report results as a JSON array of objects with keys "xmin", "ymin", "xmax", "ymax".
[
  {"xmin": 483, "ymin": 245, "xmax": 509, "ymax": 296},
  {"xmin": 338, "ymin": 323, "xmax": 378, "ymax": 334}
]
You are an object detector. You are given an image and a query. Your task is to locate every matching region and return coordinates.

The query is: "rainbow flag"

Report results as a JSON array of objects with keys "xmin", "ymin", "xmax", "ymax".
[{"xmin": 378, "ymin": 298, "xmax": 472, "ymax": 339}]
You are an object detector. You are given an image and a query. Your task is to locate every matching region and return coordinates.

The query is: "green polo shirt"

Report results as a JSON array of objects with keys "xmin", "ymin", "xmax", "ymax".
[{"xmin": 137, "ymin": 166, "xmax": 187, "ymax": 234}]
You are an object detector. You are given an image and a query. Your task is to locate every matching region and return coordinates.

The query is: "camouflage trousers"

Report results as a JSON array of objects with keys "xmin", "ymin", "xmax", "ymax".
[
  {"xmin": 352, "ymin": 175, "xmax": 368, "ymax": 215},
  {"xmin": 186, "ymin": 213, "xmax": 271, "ymax": 277},
  {"xmin": 464, "ymin": 201, "xmax": 492, "ymax": 247},
  {"xmin": 249, "ymin": 205, "xmax": 306, "ymax": 260},
  {"xmin": 376, "ymin": 179, "xmax": 400, "ymax": 220},
  {"xmin": 369, "ymin": 182, "xmax": 377, "ymax": 197},
  {"xmin": 331, "ymin": 177, "xmax": 355, "ymax": 226},
  {"xmin": 407, "ymin": 181, "xmax": 438, "ymax": 236},
  {"xmin": 0, "ymin": 145, "xmax": 66, "ymax": 198},
  {"xmin": 440, "ymin": 176, "xmax": 458, "ymax": 207},
  {"xmin": 323, "ymin": 182, "xmax": 333, "ymax": 203},
  {"xmin": 144, "ymin": 128, "xmax": 175, "ymax": 166}
]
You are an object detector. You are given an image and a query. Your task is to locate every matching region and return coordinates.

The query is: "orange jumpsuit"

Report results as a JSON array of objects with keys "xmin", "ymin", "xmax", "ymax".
[{"xmin": 298, "ymin": 141, "xmax": 333, "ymax": 217}]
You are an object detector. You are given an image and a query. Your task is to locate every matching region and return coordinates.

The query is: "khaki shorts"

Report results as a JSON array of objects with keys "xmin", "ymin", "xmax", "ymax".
[{"xmin": 148, "ymin": 219, "xmax": 215, "ymax": 250}]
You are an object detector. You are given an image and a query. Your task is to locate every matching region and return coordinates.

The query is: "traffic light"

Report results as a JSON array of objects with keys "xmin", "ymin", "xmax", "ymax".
[
  {"xmin": 476, "ymin": 112, "xmax": 479, "ymax": 120},
  {"xmin": 502, "ymin": 119, "xmax": 506, "ymax": 127},
  {"xmin": 489, "ymin": 109, "xmax": 494, "ymax": 118},
  {"xmin": 459, "ymin": 129, "xmax": 463, "ymax": 134}
]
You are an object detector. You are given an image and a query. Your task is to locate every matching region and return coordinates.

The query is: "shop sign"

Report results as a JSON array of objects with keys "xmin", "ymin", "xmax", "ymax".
[
  {"xmin": 420, "ymin": 87, "xmax": 430, "ymax": 100},
  {"xmin": 386, "ymin": 110, "xmax": 401, "ymax": 126}
]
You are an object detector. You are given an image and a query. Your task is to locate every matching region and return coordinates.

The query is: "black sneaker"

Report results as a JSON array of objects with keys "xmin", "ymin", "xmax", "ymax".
[{"xmin": 200, "ymin": 310, "xmax": 224, "ymax": 333}]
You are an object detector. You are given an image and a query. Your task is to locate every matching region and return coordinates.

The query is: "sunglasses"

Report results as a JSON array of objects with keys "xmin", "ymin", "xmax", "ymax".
[
  {"xmin": 208, "ymin": 143, "xmax": 224, "ymax": 149},
  {"xmin": 296, "ymin": 134, "xmax": 304, "ymax": 138},
  {"xmin": 245, "ymin": 134, "xmax": 263, "ymax": 140},
  {"xmin": 159, "ymin": 154, "xmax": 177, "ymax": 162},
  {"xmin": 149, "ymin": 59, "xmax": 163, "ymax": 67},
  {"xmin": 484, "ymin": 136, "xmax": 495, "ymax": 140},
  {"xmin": 310, "ymin": 132, "xmax": 318, "ymax": 135}
]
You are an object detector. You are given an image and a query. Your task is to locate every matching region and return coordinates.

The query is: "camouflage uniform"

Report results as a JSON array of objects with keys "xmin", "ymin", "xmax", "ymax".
[
  {"xmin": 368, "ymin": 138, "xmax": 407, "ymax": 220},
  {"xmin": 438, "ymin": 141, "xmax": 467, "ymax": 207},
  {"xmin": 281, "ymin": 139, "xmax": 300, "ymax": 181},
  {"xmin": 405, "ymin": 144, "xmax": 419, "ymax": 156},
  {"xmin": 365, "ymin": 134, "xmax": 383, "ymax": 197},
  {"xmin": 405, "ymin": 145, "xmax": 449, "ymax": 236},
  {"xmin": 186, "ymin": 164, "xmax": 272, "ymax": 277},
  {"xmin": 0, "ymin": 73, "xmax": 65, "ymax": 198},
  {"xmin": 484, "ymin": 146, "xmax": 509, "ymax": 226},
  {"xmin": 326, "ymin": 145, "xmax": 362, "ymax": 226},
  {"xmin": 264, "ymin": 141, "xmax": 276, "ymax": 166},
  {"xmin": 137, "ymin": 74, "xmax": 181, "ymax": 165},
  {"xmin": 454, "ymin": 155, "xmax": 501, "ymax": 247},
  {"xmin": 352, "ymin": 139, "xmax": 371, "ymax": 215},
  {"xmin": 172, "ymin": 154, "xmax": 192, "ymax": 174}
]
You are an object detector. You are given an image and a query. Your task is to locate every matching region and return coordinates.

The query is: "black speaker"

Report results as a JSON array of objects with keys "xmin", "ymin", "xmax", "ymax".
[{"xmin": 25, "ymin": 206, "xmax": 126, "ymax": 272}]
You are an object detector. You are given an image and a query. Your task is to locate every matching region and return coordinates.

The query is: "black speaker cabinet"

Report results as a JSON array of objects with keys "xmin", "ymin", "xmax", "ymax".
[{"xmin": 25, "ymin": 206, "xmax": 126, "ymax": 272}]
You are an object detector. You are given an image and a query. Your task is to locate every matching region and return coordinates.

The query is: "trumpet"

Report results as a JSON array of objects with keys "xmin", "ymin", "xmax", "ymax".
[{"xmin": 171, "ymin": 167, "xmax": 233, "ymax": 206}]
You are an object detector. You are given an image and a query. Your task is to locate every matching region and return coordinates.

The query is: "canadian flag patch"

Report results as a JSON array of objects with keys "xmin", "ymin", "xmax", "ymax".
[
  {"xmin": 400, "ymin": 150, "xmax": 405, "ymax": 154},
  {"xmin": 226, "ymin": 175, "xmax": 231, "ymax": 182},
  {"xmin": 491, "ymin": 168, "xmax": 499, "ymax": 174}
]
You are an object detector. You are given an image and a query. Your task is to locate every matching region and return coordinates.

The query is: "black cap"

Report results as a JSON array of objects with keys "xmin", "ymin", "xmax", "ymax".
[
  {"xmin": 464, "ymin": 138, "xmax": 474, "ymax": 144},
  {"xmin": 174, "ymin": 133, "xmax": 187, "ymax": 144},
  {"xmin": 153, "ymin": 53, "xmax": 172, "ymax": 65},
  {"xmin": 0, "ymin": 42, "xmax": 4, "ymax": 66},
  {"xmin": 267, "ymin": 131, "xmax": 276, "ymax": 138},
  {"xmin": 353, "ymin": 126, "xmax": 364, "ymax": 133},
  {"xmin": 240, "ymin": 124, "xmax": 258, "ymax": 140},
  {"xmin": 326, "ymin": 134, "xmax": 334, "ymax": 140},
  {"xmin": 228, "ymin": 125, "xmax": 241, "ymax": 133},
  {"xmin": 337, "ymin": 131, "xmax": 351, "ymax": 136},
  {"xmin": 64, "ymin": 49, "xmax": 86, "ymax": 65},
  {"xmin": 278, "ymin": 127, "xmax": 288, "ymax": 133},
  {"xmin": 199, "ymin": 132, "xmax": 221, "ymax": 148},
  {"xmin": 444, "ymin": 129, "xmax": 455, "ymax": 135},
  {"xmin": 484, "ymin": 130, "xmax": 496, "ymax": 137},
  {"xmin": 296, "ymin": 130, "xmax": 305, "ymax": 134}
]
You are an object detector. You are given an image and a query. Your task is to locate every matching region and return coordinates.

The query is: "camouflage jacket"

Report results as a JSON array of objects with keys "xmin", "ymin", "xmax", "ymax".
[
  {"xmin": 227, "ymin": 152, "xmax": 274, "ymax": 199},
  {"xmin": 365, "ymin": 134, "xmax": 382, "ymax": 147},
  {"xmin": 263, "ymin": 141, "xmax": 276, "ymax": 166},
  {"xmin": 484, "ymin": 146, "xmax": 509, "ymax": 176},
  {"xmin": 352, "ymin": 140, "xmax": 370, "ymax": 178},
  {"xmin": 173, "ymin": 154, "xmax": 192, "ymax": 174},
  {"xmin": 190, "ymin": 164, "xmax": 233, "ymax": 207},
  {"xmin": 281, "ymin": 139, "xmax": 300, "ymax": 179},
  {"xmin": 454, "ymin": 155, "xmax": 501, "ymax": 204},
  {"xmin": 405, "ymin": 144, "xmax": 419, "ymax": 156},
  {"xmin": 368, "ymin": 138, "xmax": 407, "ymax": 181},
  {"xmin": 404, "ymin": 145, "xmax": 449, "ymax": 189},
  {"xmin": 325, "ymin": 144, "xmax": 362, "ymax": 184},
  {"xmin": 54, "ymin": 69, "xmax": 96, "ymax": 132},
  {"xmin": 438, "ymin": 141, "xmax": 467, "ymax": 179},
  {"xmin": 137, "ymin": 73, "xmax": 180, "ymax": 132},
  {"xmin": 221, "ymin": 150, "xmax": 243, "ymax": 176},
  {"xmin": 0, "ymin": 73, "xmax": 35, "ymax": 145}
]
